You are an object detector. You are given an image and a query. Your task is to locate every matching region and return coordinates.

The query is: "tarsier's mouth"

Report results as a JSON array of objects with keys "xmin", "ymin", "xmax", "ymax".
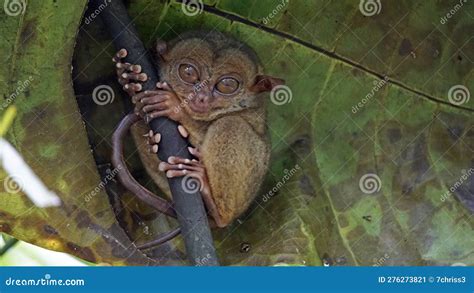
[
  {"xmin": 180, "ymin": 93, "xmax": 212, "ymax": 114},
  {"xmin": 188, "ymin": 101, "xmax": 210, "ymax": 113}
]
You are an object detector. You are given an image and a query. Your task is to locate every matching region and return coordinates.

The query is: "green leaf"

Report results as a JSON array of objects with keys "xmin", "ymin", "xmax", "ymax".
[
  {"xmin": 0, "ymin": 0, "xmax": 168, "ymax": 265},
  {"xmin": 2, "ymin": 0, "xmax": 472, "ymax": 266}
]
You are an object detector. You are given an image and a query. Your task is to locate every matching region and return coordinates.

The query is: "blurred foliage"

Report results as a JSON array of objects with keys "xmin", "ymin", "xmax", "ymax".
[
  {"xmin": 0, "ymin": 234, "xmax": 88, "ymax": 266},
  {"xmin": 1, "ymin": 0, "xmax": 473, "ymax": 266},
  {"xmin": 0, "ymin": 0, "xmax": 173, "ymax": 265}
]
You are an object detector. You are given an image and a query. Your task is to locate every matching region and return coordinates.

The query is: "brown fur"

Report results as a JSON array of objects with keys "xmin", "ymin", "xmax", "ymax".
[{"xmin": 130, "ymin": 30, "xmax": 282, "ymax": 227}]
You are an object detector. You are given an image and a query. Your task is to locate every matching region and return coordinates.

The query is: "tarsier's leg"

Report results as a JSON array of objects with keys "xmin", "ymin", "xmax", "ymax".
[
  {"xmin": 198, "ymin": 116, "xmax": 270, "ymax": 228},
  {"xmin": 147, "ymin": 126, "xmax": 222, "ymax": 227}
]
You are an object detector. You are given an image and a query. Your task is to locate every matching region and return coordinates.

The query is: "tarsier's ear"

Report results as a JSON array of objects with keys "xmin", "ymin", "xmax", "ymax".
[
  {"xmin": 250, "ymin": 75, "xmax": 285, "ymax": 93},
  {"xmin": 155, "ymin": 40, "xmax": 168, "ymax": 61}
]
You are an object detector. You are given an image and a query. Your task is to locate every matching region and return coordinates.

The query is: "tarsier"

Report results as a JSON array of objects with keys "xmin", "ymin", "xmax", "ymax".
[{"xmin": 113, "ymin": 30, "xmax": 284, "ymax": 229}]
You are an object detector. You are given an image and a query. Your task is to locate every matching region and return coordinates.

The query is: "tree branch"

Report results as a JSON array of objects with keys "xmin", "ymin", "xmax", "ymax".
[{"xmin": 94, "ymin": 0, "xmax": 218, "ymax": 266}]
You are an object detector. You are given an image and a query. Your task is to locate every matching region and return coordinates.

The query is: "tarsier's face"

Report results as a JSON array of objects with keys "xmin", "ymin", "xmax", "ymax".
[{"xmin": 158, "ymin": 35, "xmax": 283, "ymax": 121}]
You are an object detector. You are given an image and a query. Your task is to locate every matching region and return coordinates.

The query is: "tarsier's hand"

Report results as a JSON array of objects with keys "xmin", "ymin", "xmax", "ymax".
[
  {"xmin": 145, "ymin": 126, "xmax": 212, "ymax": 200},
  {"xmin": 132, "ymin": 82, "xmax": 183, "ymax": 122},
  {"xmin": 112, "ymin": 49, "xmax": 148, "ymax": 97}
]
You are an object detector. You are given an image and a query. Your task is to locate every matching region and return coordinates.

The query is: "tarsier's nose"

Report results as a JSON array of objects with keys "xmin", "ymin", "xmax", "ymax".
[
  {"xmin": 189, "ymin": 88, "xmax": 212, "ymax": 113},
  {"xmin": 196, "ymin": 93, "xmax": 208, "ymax": 103},
  {"xmin": 196, "ymin": 84, "xmax": 213, "ymax": 102}
]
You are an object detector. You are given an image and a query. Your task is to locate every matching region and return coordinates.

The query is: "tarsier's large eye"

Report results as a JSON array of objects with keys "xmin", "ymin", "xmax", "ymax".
[
  {"xmin": 215, "ymin": 77, "xmax": 240, "ymax": 95},
  {"xmin": 178, "ymin": 63, "xmax": 199, "ymax": 84}
]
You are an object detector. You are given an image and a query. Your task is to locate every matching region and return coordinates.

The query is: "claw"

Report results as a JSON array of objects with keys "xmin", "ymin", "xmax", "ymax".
[
  {"xmin": 154, "ymin": 133, "xmax": 161, "ymax": 143},
  {"xmin": 118, "ymin": 48, "xmax": 127, "ymax": 57},
  {"xmin": 138, "ymin": 73, "xmax": 148, "ymax": 81},
  {"xmin": 178, "ymin": 125, "xmax": 189, "ymax": 138},
  {"xmin": 131, "ymin": 64, "xmax": 142, "ymax": 73}
]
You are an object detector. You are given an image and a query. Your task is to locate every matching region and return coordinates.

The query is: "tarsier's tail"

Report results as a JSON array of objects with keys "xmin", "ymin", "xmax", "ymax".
[{"xmin": 111, "ymin": 112, "xmax": 180, "ymax": 248}]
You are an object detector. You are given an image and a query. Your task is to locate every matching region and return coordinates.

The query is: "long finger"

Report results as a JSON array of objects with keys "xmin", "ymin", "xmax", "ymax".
[
  {"xmin": 122, "ymin": 72, "xmax": 148, "ymax": 82},
  {"xmin": 116, "ymin": 62, "xmax": 142, "ymax": 74},
  {"xmin": 188, "ymin": 147, "xmax": 203, "ymax": 161},
  {"xmin": 143, "ymin": 101, "xmax": 168, "ymax": 113},
  {"xmin": 168, "ymin": 156, "xmax": 204, "ymax": 168},
  {"xmin": 132, "ymin": 90, "xmax": 166, "ymax": 104},
  {"xmin": 145, "ymin": 110, "xmax": 171, "ymax": 121},
  {"xmin": 156, "ymin": 81, "xmax": 174, "ymax": 92},
  {"xmin": 124, "ymin": 83, "xmax": 142, "ymax": 96},
  {"xmin": 177, "ymin": 125, "xmax": 189, "ymax": 138},
  {"xmin": 112, "ymin": 48, "xmax": 127, "ymax": 63},
  {"xmin": 140, "ymin": 95, "xmax": 168, "ymax": 105},
  {"xmin": 124, "ymin": 83, "xmax": 142, "ymax": 92}
]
